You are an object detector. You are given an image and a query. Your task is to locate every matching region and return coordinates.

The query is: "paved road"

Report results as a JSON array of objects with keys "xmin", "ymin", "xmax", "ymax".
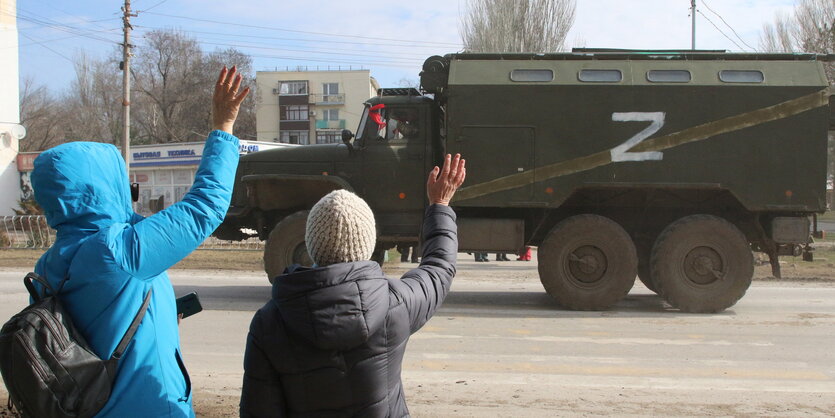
[{"xmin": 1, "ymin": 258, "xmax": 834, "ymax": 416}]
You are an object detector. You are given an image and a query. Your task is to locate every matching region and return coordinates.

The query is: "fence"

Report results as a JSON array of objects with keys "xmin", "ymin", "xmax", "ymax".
[{"xmin": 1, "ymin": 216, "xmax": 263, "ymax": 251}]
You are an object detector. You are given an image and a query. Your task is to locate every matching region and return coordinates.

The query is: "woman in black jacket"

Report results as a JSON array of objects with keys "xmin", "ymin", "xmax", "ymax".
[{"xmin": 241, "ymin": 154, "xmax": 466, "ymax": 417}]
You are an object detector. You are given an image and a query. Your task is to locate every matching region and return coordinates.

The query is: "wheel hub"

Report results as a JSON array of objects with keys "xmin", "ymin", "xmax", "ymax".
[
  {"xmin": 568, "ymin": 245, "xmax": 608, "ymax": 284},
  {"xmin": 683, "ymin": 246, "xmax": 724, "ymax": 285},
  {"xmin": 292, "ymin": 243, "xmax": 312, "ymax": 266}
]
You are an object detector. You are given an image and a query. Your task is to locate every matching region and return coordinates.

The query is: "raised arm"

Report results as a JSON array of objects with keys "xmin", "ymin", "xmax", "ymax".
[
  {"xmin": 392, "ymin": 154, "xmax": 466, "ymax": 333},
  {"xmin": 117, "ymin": 67, "xmax": 250, "ymax": 278}
]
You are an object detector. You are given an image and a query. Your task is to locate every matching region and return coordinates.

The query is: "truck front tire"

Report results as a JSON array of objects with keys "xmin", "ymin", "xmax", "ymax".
[
  {"xmin": 651, "ymin": 215, "xmax": 753, "ymax": 313},
  {"xmin": 538, "ymin": 215, "xmax": 637, "ymax": 310},
  {"xmin": 264, "ymin": 211, "xmax": 312, "ymax": 283}
]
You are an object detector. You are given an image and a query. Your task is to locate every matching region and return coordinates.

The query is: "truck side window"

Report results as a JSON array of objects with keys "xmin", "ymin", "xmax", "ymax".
[
  {"xmin": 386, "ymin": 108, "xmax": 420, "ymax": 141},
  {"xmin": 719, "ymin": 70, "xmax": 764, "ymax": 83},
  {"xmin": 510, "ymin": 69, "xmax": 554, "ymax": 82},
  {"xmin": 578, "ymin": 69, "xmax": 623, "ymax": 83},
  {"xmin": 647, "ymin": 70, "xmax": 691, "ymax": 83}
]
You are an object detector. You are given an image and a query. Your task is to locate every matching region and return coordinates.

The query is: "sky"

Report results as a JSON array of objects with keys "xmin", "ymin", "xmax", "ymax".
[{"xmin": 15, "ymin": 0, "xmax": 797, "ymax": 93}]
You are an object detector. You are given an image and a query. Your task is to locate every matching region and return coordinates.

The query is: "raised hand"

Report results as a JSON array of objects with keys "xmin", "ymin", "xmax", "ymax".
[
  {"xmin": 212, "ymin": 66, "xmax": 251, "ymax": 134},
  {"xmin": 427, "ymin": 153, "xmax": 466, "ymax": 206}
]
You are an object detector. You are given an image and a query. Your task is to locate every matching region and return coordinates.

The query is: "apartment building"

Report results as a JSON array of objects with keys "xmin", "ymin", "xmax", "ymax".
[{"xmin": 256, "ymin": 68, "xmax": 379, "ymax": 145}]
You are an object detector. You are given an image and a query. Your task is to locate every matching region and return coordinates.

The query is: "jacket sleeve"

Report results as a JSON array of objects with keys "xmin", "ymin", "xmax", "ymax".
[
  {"xmin": 392, "ymin": 204, "xmax": 458, "ymax": 333},
  {"xmin": 240, "ymin": 311, "xmax": 286, "ymax": 417},
  {"xmin": 115, "ymin": 130, "xmax": 239, "ymax": 278}
]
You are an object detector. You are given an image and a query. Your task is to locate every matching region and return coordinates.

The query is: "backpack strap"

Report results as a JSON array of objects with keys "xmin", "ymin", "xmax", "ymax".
[
  {"xmin": 23, "ymin": 272, "xmax": 55, "ymax": 302},
  {"xmin": 111, "ymin": 288, "xmax": 153, "ymax": 360}
]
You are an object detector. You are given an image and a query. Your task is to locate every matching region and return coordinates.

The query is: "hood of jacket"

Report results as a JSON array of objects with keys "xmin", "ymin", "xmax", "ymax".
[
  {"xmin": 32, "ymin": 142, "xmax": 133, "ymax": 234},
  {"xmin": 272, "ymin": 261, "xmax": 389, "ymax": 351}
]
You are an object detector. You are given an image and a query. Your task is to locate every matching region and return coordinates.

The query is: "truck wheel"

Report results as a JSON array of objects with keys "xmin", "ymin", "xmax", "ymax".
[
  {"xmin": 634, "ymin": 237, "xmax": 659, "ymax": 294},
  {"xmin": 538, "ymin": 215, "xmax": 637, "ymax": 310},
  {"xmin": 264, "ymin": 211, "xmax": 311, "ymax": 283},
  {"xmin": 651, "ymin": 215, "xmax": 753, "ymax": 313}
]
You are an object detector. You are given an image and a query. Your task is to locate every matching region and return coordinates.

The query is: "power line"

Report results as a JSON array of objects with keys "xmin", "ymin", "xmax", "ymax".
[
  {"xmin": 131, "ymin": 38, "xmax": 418, "ymax": 69},
  {"xmin": 696, "ymin": 9, "xmax": 745, "ymax": 51},
  {"xmin": 3, "ymin": 27, "xmax": 121, "ymax": 50},
  {"xmin": 132, "ymin": 28, "xmax": 430, "ymax": 61},
  {"xmin": 29, "ymin": 3, "xmax": 118, "ymax": 32},
  {"xmin": 142, "ymin": 11, "xmax": 462, "ymax": 47},
  {"xmin": 139, "ymin": 0, "xmax": 169, "ymax": 13},
  {"xmin": 700, "ymin": 0, "xmax": 755, "ymax": 51},
  {"xmin": 10, "ymin": 10, "xmax": 121, "ymax": 45},
  {"xmin": 19, "ymin": 32, "xmax": 74, "ymax": 63},
  {"xmin": 133, "ymin": 24, "xmax": 457, "ymax": 50}
]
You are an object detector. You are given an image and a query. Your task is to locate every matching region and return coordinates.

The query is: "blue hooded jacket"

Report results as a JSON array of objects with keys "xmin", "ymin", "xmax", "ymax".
[{"xmin": 31, "ymin": 130, "xmax": 239, "ymax": 417}]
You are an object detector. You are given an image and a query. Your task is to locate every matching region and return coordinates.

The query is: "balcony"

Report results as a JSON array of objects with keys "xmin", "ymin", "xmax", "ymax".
[
  {"xmin": 310, "ymin": 93, "xmax": 345, "ymax": 105},
  {"xmin": 315, "ymin": 119, "xmax": 346, "ymax": 129}
]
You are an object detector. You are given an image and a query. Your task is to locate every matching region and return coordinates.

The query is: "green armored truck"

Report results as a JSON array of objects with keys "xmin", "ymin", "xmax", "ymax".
[{"xmin": 215, "ymin": 50, "xmax": 833, "ymax": 313}]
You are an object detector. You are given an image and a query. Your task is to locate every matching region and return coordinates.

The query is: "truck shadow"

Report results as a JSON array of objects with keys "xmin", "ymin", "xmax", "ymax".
[
  {"xmin": 174, "ymin": 284, "xmax": 733, "ymax": 318},
  {"xmin": 436, "ymin": 291, "xmax": 718, "ymax": 318}
]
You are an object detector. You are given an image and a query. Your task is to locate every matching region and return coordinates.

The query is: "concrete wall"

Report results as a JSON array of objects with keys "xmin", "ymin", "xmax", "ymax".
[
  {"xmin": 0, "ymin": 0, "xmax": 21, "ymax": 215},
  {"xmin": 256, "ymin": 70, "xmax": 377, "ymax": 143}
]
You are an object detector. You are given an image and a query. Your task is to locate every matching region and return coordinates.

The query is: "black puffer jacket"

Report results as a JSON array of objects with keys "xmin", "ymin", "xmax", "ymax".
[{"xmin": 240, "ymin": 204, "xmax": 457, "ymax": 417}]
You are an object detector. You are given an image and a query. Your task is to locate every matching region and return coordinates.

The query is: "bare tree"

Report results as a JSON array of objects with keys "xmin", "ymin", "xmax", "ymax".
[
  {"xmin": 759, "ymin": 0, "xmax": 834, "ymax": 82},
  {"xmin": 760, "ymin": 0, "xmax": 834, "ymax": 175},
  {"xmin": 132, "ymin": 29, "xmax": 205, "ymax": 143},
  {"xmin": 62, "ymin": 52, "xmax": 123, "ymax": 144},
  {"xmin": 18, "ymin": 78, "xmax": 65, "ymax": 152},
  {"xmin": 460, "ymin": 0, "xmax": 576, "ymax": 53},
  {"xmin": 131, "ymin": 30, "xmax": 256, "ymax": 143}
]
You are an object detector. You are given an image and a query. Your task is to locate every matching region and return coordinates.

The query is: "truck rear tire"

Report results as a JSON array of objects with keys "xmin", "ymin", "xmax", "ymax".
[
  {"xmin": 264, "ymin": 211, "xmax": 312, "ymax": 283},
  {"xmin": 538, "ymin": 215, "xmax": 637, "ymax": 310},
  {"xmin": 651, "ymin": 215, "xmax": 753, "ymax": 313}
]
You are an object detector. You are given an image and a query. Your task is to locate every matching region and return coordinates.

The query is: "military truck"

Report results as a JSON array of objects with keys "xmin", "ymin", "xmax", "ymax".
[{"xmin": 215, "ymin": 50, "xmax": 833, "ymax": 313}]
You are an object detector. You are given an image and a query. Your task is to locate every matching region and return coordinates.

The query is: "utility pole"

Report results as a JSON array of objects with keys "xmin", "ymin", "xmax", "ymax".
[
  {"xmin": 121, "ymin": 0, "xmax": 135, "ymax": 176},
  {"xmin": 691, "ymin": 0, "xmax": 697, "ymax": 50}
]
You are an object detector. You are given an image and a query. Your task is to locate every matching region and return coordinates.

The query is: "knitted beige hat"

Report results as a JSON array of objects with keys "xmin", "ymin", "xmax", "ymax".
[{"xmin": 305, "ymin": 190, "xmax": 377, "ymax": 266}]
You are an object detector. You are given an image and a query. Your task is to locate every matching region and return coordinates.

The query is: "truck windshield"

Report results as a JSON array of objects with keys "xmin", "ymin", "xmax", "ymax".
[
  {"xmin": 355, "ymin": 105, "xmax": 370, "ymax": 142},
  {"xmin": 356, "ymin": 104, "xmax": 386, "ymax": 143}
]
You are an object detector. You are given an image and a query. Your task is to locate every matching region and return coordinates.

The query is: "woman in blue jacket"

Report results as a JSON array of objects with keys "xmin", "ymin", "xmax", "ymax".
[{"xmin": 30, "ymin": 67, "xmax": 249, "ymax": 417}]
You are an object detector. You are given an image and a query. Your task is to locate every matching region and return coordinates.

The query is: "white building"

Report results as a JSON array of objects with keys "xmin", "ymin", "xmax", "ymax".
[
  {"xmin": 0, "ymin": 0, "xmax": 25, "ymax": 215},
  {"xmin": 256, "ymin": 68, "xmax": 379, "ymax": 145},
  {"xmin": 18, "ymin": 140, "xmax": 292, "ymax": 217}
]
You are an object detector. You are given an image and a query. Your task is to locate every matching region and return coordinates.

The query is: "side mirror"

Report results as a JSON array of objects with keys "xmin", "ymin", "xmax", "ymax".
[
  {"xmin": 341, "ymin": 129, "xmax": 356, "ymax": 153},
  {"xmin": 341, "ymin": 129, "xmax": 354, "ymax": 143}
]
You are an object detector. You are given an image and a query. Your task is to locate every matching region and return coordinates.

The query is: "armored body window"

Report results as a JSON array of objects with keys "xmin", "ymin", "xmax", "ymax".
[
  {"xmin": 510, "ymin": 69, "xmax": 554, "ymax": 82},
  {"xmin": 719, "ymin": 70, "xmax": 764, "ymax": 83},
  {"xmin": 647, "ymin": 70, "xmax": 691, "ymax": 83},
  {"xmin": 578, "ymin": 69, "xmax": 622, "ymax": 82}
]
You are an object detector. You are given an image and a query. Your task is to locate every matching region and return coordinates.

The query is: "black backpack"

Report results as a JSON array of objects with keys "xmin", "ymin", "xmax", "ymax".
[{"xmin": 0, "ymin": 273, "xmax": 152, "ymax": 417}]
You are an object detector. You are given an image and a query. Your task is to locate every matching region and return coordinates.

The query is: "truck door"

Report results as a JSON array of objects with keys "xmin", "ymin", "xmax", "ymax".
[
  {"xmin": 361, "ymin": 105, "xmax": 427, "ymax": 235},
  {"xmin": 453, "ymin": 126, "xmax": 535, "ymax": 205}
]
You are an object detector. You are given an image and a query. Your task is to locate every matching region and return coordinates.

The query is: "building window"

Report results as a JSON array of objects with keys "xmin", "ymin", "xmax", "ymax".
[
  {"xmin": 578, "ymin": 69, "xmax": 623, "ymax": 82},
  {"xmin": 280, "ymin": 130, "xmax": 309, "ymax": 145},
  {"xmin": 283, "ymin": 105, "xmax": 309, "ymax": 121},
  {"xmin": 323, "ymin": 83, "xmax": 339, "ymax": 95},
  {"xmin": 279, "ymin": 81, "xmax": 308, "ymax": 95},
  {"xmin": 323, "ymin": 109, "xmax": 339, "ymax": 121},
  {"xmin": 317, "ymin": 130, "xmax": 341, "ymax": 144}
]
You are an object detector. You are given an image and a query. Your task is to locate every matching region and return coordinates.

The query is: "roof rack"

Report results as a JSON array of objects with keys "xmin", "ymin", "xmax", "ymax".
[{"xmin": 377, "ymin": 88, "xmax": 421, "ymax": 96}]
